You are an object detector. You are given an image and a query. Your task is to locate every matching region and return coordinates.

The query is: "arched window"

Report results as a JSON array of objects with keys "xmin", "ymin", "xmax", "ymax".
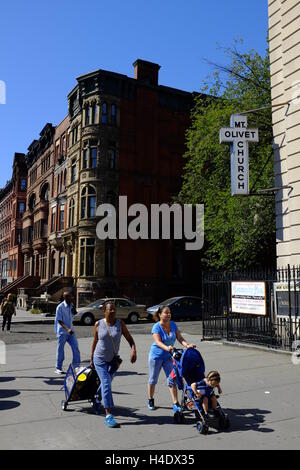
[
  {"xmin": 40, "ymin": 183, "xmax": 49, "ymax": 202},
  {"xmin": 68, "ymin": 198, "xmax": 75, "ymax": 228},
  {"xmin": 101, "ymin": 102, "xmax": 108, "ymax": 124},
  {"xmin": 81, "ymin": 185, "xmax": 96, "ymax": 219},
  {"xmin": 29, "ymin": 193, "xmax": 36, "ymax": 211}
]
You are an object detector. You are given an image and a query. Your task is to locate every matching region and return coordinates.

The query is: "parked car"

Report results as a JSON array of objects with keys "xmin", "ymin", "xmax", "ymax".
[
  {"xmin": 73, "ymin": 297, "xmax": 148, "ymax": 326},
  {"xmin": 147, "ymin": 296, "xmax": 204, "ymax": 321}
]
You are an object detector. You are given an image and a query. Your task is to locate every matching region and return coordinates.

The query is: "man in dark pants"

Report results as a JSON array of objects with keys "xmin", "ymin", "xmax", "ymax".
[{"xmin": 1, "ymin": 294, "xmax": 16, "ymax": 333}]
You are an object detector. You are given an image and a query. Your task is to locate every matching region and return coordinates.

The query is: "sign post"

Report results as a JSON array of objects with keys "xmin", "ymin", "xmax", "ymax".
[{"xmin": 220, "ymin": 114, "xmax": 259, "ymax": 196}]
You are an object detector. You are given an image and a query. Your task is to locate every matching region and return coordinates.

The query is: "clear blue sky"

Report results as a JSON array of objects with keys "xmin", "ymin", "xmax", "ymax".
[{"xmin": 0, "ymin": 0, "xmax": 268, "ymax": 187}]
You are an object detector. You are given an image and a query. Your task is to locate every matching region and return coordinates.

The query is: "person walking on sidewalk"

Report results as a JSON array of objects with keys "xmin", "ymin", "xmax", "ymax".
[
  {"xmin": 90, "ymin": 301, "xmax": 137, "ymax": 428},
  {"xmin": 1, "ymin": 294, "xmax": 16, "ymax": 333},
  {"xmin": 54, "ymin": 291, "xmax": 81, "ymax": 375},
  {"xmin": 147, "ymin": 306, "xmax": 196, "ymax": 412}
]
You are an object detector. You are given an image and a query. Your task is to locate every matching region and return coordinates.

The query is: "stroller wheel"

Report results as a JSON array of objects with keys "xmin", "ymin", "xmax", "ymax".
[
  {"xmin": 179, "ymin": 413, "xmax": 184, "ymax": 424},
  {"xmin": 197, "ymin": 421, "xmax": 209, "ymax": 435},
  {"xmin": 61, "ymin": 400, "xmax": 67, "ymax": 411}
]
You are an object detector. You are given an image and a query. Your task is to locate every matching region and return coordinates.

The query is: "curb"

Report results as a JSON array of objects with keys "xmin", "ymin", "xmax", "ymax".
[{"xmin": 202, "ymin": 338, "xmax": 292, "ymax": 356}]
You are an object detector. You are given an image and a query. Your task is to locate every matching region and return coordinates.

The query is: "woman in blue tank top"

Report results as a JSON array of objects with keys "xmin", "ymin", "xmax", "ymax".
[{"xmin": 90, "ymin": 301, "xmax": 137, "ymax": 428}]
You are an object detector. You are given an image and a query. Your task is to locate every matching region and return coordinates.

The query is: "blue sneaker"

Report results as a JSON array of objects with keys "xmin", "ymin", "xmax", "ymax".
[
  {"xmin": 173, "ymin": 403, "xmax": 182, "ymax": 413},
  {"xmin": 104, "ymin": 415, "xmax": 117, "ymax": 428}
]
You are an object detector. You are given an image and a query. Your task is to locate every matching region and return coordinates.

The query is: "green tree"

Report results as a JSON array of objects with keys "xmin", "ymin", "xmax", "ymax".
[{"xmin": 178, "ymin": 46, "xmax": 276, "ymax": 270}]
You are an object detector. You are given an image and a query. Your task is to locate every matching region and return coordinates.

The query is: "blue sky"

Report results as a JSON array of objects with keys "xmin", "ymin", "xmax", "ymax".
[{"xmin": 0, "ymin": 0, "xmax": 268, "ymax": 187}]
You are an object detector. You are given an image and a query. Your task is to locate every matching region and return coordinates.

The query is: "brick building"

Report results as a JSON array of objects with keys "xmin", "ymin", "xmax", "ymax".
[
  {"xmin": 8, "ymin": 153, "xmax": 27, "ymax": 281},
  {"xmin": 0, "ymin": 59, "xmax": 200, "ymax": 306},
  {"xmin": 66, "ymin": 59, "xmax": 198, "ymax": 305},
  {"xmin": 0, "ymin": 180, "xmax": 13, "ymax": 288}
]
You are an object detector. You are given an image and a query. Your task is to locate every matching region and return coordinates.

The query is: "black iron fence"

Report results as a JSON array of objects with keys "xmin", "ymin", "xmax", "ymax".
[{"xmin": 202, "ymin": 265, "xmax": 300, "ymax": 351}]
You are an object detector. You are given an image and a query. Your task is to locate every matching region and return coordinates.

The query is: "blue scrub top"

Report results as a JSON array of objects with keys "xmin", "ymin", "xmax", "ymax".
[
  {"xmin": 55, "ymin": 301, "xmax": 74, "ymax": 337},
  {"xmin": 149, "ymin": 321, "xmax": 178, "ymax": 359}
]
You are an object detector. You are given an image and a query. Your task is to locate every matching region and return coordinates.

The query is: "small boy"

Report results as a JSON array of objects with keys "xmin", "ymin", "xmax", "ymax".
[{"xmin": 191, "ymin": 370, "xmax": 222, "ymax": 419}]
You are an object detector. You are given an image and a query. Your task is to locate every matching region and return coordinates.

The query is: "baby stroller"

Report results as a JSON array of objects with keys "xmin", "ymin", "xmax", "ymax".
[
  {"xmin": 170, "ymin": 348, "xmax": 230, "ymax": 434},
  {"xmin": 61, "ymin": 362, "xmax": 101, "ymax": 413}
]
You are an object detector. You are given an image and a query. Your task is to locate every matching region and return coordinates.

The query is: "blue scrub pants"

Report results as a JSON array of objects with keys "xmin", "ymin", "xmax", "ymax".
[{"xmin": 56, "ymin": 333, "xmax": 81, "ymax": 370}]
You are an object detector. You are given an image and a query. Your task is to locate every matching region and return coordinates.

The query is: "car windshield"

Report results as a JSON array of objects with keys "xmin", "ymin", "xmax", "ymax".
[{"xmin": 161, "ymin": 297, "xmax": 181, "ymax": 306}]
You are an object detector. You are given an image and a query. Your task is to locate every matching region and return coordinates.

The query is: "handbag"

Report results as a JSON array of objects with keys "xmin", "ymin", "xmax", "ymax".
[{"xmin": 104, "ymin": 320, "xmax": 123, "ymax": 374}]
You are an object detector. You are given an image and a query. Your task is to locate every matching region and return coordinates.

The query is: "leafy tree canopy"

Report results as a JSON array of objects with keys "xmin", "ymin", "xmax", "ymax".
[{"xmin": 178, "ymin": 45, "xmax": 276, "ymax": 270}]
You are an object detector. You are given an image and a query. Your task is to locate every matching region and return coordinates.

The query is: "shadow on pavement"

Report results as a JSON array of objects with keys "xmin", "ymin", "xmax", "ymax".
[
  {"xmin": 225, "ymin": 407, "xmax": 273, "ymax": 433},
  {"xmin": 0, "ymin": 389, "xmax": 20, "ymax": 399},
  {"xmin": 0, "ymin": 377, "xmax": 16, "ymax": 383},
  {"xmin": 0, "ymin": 400, "xmax": 20, "ymax": 411}
]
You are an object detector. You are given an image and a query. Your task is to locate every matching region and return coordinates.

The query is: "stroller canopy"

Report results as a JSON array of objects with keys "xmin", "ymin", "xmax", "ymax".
[{"xmin": 180, "ymin": 348, "xmax": 205, "ymax": 385}]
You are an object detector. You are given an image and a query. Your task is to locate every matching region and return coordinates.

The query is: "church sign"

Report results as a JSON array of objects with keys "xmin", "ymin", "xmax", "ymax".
[{"xmin": 220, "ymin": 114, "xmax": 259, "ymax": 196}]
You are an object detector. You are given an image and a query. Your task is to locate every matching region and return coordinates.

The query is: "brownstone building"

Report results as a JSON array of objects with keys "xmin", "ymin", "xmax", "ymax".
[
  {"xmin": 65, "ymin": 59, "xmax": 198, "ymax": 305},
  {"xmin": 0, "ymin": 59, "xmax": 200, "ymax": 306}
]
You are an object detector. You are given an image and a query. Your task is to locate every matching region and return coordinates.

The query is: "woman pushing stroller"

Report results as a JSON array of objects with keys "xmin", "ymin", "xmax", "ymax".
[{"xmin": 147, "ymin": 306, "xmax": 196, "ymax": 412}]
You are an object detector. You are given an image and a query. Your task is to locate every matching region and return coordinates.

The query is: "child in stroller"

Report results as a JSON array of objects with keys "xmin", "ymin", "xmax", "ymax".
[{"xmin": 169, "ymin": 348, "xmax": 230, "ymax": 434}]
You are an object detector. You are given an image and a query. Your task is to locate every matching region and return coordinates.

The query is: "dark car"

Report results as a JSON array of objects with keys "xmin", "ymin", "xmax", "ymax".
[{"xmin": 147, "ymin": 296, "xmax": 204, "ymax": 321}]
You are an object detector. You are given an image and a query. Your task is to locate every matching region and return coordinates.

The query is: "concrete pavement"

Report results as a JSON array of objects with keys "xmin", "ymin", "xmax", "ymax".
[{"xmin": 1, "ymin": 328, "xmax": 300, "ymax": 450}]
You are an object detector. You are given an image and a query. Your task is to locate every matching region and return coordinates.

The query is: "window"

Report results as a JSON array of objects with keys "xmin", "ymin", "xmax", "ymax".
[
  {"xmin": 20, "ymin": 178, "xmax": 27, "ymax": 191},
  {"xmin": 24, "ymin": 256, "xmax": 31, "ymax": 276},
  {"xmin": 68, "ymin": 198, "xmax": 75, "ymax": 227},
  {"xmin": 80, "ymin": 238, "xmax": 95, "ymax": 276},
  {"xmin": 59, "ymin": 253, "xmax": 65, "ymax": 276},
  {"xmin": 29, "ymin": 168, "xmax": 37, "ymax": 185},
  {"xmin": 85, "ymin": 105, "xmax": 90, "ymax": 126},
  {"xmin": 83, "ymin": 145, "xmax": 88, "ymax": 169},
  {"xmin": 111, "ymin": 104, "xmax": 116, "ymax": 125},
  {"xmin": 71, "ymin": 159, "xmax": 76, "ymax": 183},
  {"xmin": 40, "ymin": 183, "xmax": 49, "ymax": 202},
  {"xmin": 91, "ymin": 102, "xmax": 97, "ymax": 124},
  {"xmin": 90, "ymin": 146, "xmax": 97, "ymax": 168},
  {"xmin": 29, "ymin": 194, "xmax": 36, "ymax": 211},
  {"xmin": 59, "ymin": 205, "xmax": 65, "ymax": 231},
  {"xmin": 101, "ymin": 102, "xmax": 108, "ymax": 124},
  {"xmin": 81, "ymin": 185, "xmax": 96, "ymax": 219},
  {"xmin": 41, "ymin": 220, "xmax": 47, "ymax": 238},
  {"xmin": 108, "ymin": 146, "xmax": 116, "ymax": 169},
  {"xmin": 72, "ymin": 126, "xmax": 78, "ymax": 145},
  {"xmin": 62, "ymin": 135, "xmax": 66, "ymax": 155},
  {"xmin": 51, "ymin": 210, "xmax": 56, "ymax": 233},
  {"xmin": 40, "ymin": 253, "xmax": 47, "ymax": 279},
  {"xmin": 82, "ymin": 141, "xmax": 98, "ymax": 169},
  {"xmin": 63, "ymin": 169, "xmax": 67, "ymax": 188},
  {"xmin": 19, "ymin": 201, "xmax": 25, "ymax": 216}
]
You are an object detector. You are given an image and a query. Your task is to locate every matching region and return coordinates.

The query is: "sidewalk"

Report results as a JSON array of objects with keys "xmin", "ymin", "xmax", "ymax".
[
  {"xmin": 13, "ymin": 309, "xmax": 54, "ymax": 324},
  {"xmin": 0, "ymin": 332, "xmax": 300, "ymax": 450}
]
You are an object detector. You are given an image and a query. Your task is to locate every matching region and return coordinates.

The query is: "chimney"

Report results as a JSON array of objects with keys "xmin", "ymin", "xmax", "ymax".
[{"xmin": 133, "ymin": 59, "xmax": 161, "ymax": 86}]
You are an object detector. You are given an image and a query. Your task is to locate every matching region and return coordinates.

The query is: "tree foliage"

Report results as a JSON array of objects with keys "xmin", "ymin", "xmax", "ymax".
[{"xmin": 178, "ymin": 46, "xmax": 276, "ymax": 270}]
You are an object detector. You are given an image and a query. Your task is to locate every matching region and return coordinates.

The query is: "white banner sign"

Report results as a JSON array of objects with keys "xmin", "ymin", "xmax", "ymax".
[
  {"xmin": 231, "ymin": 281, "xmax": 266, "ymax": 316},
  {"xmin": 220, "ymin": 115, "xmax": 259, "ymax": 196}
]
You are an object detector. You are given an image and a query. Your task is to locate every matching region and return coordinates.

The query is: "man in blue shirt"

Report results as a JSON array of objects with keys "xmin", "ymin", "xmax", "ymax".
[{"xmin": 54, "ymin": 291, "xmax": 81, "ymax": 375}]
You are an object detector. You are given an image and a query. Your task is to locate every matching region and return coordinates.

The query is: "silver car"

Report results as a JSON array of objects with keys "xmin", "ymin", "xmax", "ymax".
[{"xmin": 73, "ymin": 297, "xmax": 148, "ymax": 326}]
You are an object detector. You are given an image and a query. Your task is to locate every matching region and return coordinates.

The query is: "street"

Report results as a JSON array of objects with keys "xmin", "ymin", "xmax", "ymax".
[{"xmin": 0, "ymin": 320, "xmax": 300, "ymax": 450}]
